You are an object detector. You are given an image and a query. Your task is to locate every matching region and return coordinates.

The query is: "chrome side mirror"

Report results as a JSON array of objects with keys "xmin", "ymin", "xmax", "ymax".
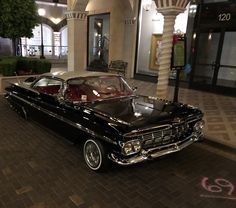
[
  {"xmin": 57, "ymin": 93, "xmax": 65, "ymax": 104},
  {"xmin": 132, "ymin": 87, "xmax": 138, "ymax": 92}
]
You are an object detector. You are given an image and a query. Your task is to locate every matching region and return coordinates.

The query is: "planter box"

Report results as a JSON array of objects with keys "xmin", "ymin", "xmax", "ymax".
[{"xmin": 0, "ymin": 74, "xmax": 39, "ymax": 93}]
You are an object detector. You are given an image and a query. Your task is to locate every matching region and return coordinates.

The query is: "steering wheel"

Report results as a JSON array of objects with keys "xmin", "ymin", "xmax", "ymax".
[{"xmin": 106, "ymin": 85, "xmax": 117, "ymax": 91}]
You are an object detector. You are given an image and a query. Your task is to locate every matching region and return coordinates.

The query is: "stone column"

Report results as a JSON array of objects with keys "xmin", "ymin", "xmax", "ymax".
[
  {"xmin": 124, "ymin": 17, "xmax": 137, "ymax": 78},
  {"xmin": 154, "ymin": 0, "xmax": 190, "ymax": 99},
  {"xmin": 65, "ymin": 10, "xmax": 87, "ymax": 72}
]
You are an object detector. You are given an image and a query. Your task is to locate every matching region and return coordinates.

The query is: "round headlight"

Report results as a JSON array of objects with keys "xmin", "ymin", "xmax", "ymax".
[
  {"xmin": 122, "ymin": 140, "xmax": 141, "ymax": 156},
  {"xmin": 123, "ymin": 143, "xmax": 133, "ymax": 155},
  {"xmin": 132, "ymin": 140, "xmax": 141, "ymax": 152}
]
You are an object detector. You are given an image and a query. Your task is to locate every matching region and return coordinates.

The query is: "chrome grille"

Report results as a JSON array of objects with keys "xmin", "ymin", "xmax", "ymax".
[
  {"xmin": 124, "ymin": 118, "xmax": 202, "ymax": 149},
  {"xmin": 138, "ymin": 128, "xmax": 174, "ymax": 148},
  {"xmin": 136, "ymin": 123, "xmax": 193, "ymax": 148}
]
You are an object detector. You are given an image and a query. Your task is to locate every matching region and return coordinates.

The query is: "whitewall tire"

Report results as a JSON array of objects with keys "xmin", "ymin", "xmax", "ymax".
[{"xmin": 83, "ymin": 139, "xmax": 108, "ymax": 171}]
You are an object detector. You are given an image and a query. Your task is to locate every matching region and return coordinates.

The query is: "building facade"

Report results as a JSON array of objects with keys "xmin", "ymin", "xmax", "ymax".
[{"xmin": 68, "ymin": 0, "xmax": 236, "ymax": 95}]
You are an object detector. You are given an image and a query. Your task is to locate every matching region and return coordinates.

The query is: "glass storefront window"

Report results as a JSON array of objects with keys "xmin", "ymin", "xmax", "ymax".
[
  {"xmin": 136, "ymin": 0, "xmax": 189, "ymax": 76},
  {"xmin": 21, "ymin": 24, "xmax": 53, "ymax": 57},
  {"xmin": 217, "ymin": 31, "xmax": 236, "ymax": 88},
  {"xmin": 188, "ymin": 1, "xmax": 236, "ymax": 93},
  {"xmin": 60, "ymin": 26, "xmax": 68, "ymax": 57},
  {"xmin": 88, "ymin": 14, "xmax": 110, "ymax": 70}
]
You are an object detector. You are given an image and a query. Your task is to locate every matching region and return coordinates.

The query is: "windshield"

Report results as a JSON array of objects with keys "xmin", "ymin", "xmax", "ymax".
[{"xmin": 65, "ymin": 76, "xmax": 134, "ymax": 102}]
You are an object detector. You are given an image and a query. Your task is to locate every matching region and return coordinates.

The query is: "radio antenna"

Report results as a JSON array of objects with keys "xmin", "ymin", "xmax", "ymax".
[{"xmin": 14, "ymin": 72, "xmax": 21, "ymax": 84}]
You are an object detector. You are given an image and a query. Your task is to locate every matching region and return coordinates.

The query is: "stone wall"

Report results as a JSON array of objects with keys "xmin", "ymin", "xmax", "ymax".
[{"xmin": 0, "ymin": 75, "xmax": 37, "ymax": 93}]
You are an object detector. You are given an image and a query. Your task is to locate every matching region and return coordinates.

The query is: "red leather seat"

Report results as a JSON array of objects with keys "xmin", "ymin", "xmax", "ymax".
[
  {"xmin": 66, "ymin": 85, "xmax": 83, "ymax": 101},
  {"xmin": 34, "ymin": 85, "xmax": 60, "ymax": 95},
  {"xmin": 65, "ymin": 84, "xmax": 97, "ymax": 102}
]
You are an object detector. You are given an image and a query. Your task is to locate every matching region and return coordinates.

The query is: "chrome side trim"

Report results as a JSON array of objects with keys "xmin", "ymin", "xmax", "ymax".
[
  {"xmin": 11, "ymin": 83, "xmax": 40, "ymax": 95},
  {"xmin": 8, "ymin": 93, "xmax": 116, "ymax": 145},
  {"xmin": 186, "ymin": 118, "xmax": 202, "ymax": 124},
  {"xmin": 21, "ymin": 106, "xmax": 28, "ymax": 120},
  {"xmin": 109, "ymin": 134, "xmax": 201, "ymax": 166}
]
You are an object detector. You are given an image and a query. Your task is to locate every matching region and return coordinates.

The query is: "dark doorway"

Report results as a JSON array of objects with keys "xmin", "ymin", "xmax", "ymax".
[
  {"xmin": 190, "ymin": 2, "xmax": 236, "ymax": 95},
  {"xmin": 191, "ymin": 28, "xmax": 222, "ymax": 87}
]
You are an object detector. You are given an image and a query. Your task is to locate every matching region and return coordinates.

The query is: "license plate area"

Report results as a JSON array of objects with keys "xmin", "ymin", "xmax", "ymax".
[{"xmin": 141, "ymin": 129, "xmax": 173, "ymax": 148}]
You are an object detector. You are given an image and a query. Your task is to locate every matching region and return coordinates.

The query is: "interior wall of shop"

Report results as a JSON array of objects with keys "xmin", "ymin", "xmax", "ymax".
[
  {"xmin": 136, "ymin": 0, "xmax": 189, "ymax": 77},
  {"xmin": 137, "ymin": 2, "xmax": 164, "ymax": 76}
]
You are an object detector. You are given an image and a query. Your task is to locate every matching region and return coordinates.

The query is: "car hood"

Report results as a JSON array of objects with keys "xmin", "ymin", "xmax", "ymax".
[{"xmin": 84, "ymin": 96, "xmax": 202, "ymax": 133}]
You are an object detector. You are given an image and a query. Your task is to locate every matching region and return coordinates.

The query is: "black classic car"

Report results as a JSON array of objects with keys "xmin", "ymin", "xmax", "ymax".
[{"xmin": 5, "ymin": 71, "xmax": 204, "ymax": 171}]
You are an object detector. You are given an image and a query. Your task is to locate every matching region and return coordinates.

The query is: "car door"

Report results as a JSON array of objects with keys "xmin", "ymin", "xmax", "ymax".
[
  {"xmin": 29, "ymin": 77, "xmax": 65, "ymax": 127},
  {"xmin": 30, "ymin": 77, "xmax": 86, "ymax": 141}
]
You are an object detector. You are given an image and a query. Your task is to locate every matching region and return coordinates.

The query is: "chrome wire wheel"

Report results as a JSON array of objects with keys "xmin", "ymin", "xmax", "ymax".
[{"xmin": 84, "ymin": 139, "xmax": 102, "ymax": 170}]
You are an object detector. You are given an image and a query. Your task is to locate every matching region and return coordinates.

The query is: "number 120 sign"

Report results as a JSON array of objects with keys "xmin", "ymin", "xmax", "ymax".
[{"xmin": 218, "ymin": 13, "xmax": 231, "ymax": 21}]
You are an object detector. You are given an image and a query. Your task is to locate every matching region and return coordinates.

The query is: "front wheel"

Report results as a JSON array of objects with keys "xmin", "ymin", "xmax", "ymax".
[{"xmin": 83, "ymin": 139, "xmax": 108, "ymax": 171}]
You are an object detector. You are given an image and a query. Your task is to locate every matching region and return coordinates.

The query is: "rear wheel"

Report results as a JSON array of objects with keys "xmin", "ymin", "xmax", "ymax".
[{"xmin": 83, "ymin": 139, "xmax": 108, "ymax": 171}]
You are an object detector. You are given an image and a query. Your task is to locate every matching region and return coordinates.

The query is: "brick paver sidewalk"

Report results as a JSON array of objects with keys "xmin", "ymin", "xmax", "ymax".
[{"xmin": 0, "ymin": 95, "xmax": 236, "ymax": 208}]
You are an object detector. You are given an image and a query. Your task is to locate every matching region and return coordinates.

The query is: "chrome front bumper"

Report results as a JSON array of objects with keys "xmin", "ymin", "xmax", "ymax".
[{"xmin": 109, "ymin": 134, "xmax": 202, "ymax": 166}]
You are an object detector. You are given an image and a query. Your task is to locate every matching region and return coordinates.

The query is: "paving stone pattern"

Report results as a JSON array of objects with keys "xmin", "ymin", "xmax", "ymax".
[{"xmin": 0, "ymin": 92, "xmax": 236, "ymax": 207}]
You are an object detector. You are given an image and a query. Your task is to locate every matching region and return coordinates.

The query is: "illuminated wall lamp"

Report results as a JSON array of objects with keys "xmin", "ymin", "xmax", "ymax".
[
  {"xmin": 143, "ymin": 0, "xmax": 153, "ymax": 11},
  {"xmin": 208, "ymin": 33, "xmax": 212, "ymax": 40}
]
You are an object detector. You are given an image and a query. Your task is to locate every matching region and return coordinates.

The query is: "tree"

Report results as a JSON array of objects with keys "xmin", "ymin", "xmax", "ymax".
[{"xmin": 0, "ymin": 0, "xmax": 39, "ymax": 55}]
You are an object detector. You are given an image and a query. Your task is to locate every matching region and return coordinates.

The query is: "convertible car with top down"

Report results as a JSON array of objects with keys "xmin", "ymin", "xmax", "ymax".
[{"xmin": 5, "ymin": 71, "xmax": 204, "ymax": 171}]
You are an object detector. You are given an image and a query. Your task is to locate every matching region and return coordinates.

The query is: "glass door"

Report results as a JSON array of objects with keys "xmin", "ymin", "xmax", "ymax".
[
  {"xmin": 192, "ymin": 30, "xmax": 221, "ymax": 87},
  {"xmin": 87, "ymin": 14, "xmax": 110, "ymax": 70},
  {"xmin": 216, "ymin": 31, "xmax": 236, "ymax": 88}
]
